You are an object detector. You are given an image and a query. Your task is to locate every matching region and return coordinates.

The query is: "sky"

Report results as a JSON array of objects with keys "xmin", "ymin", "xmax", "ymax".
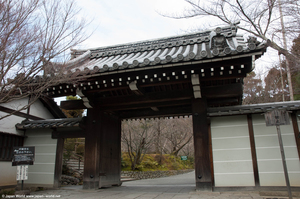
[
  {"xmin": 55, "ymin": 0, "xmax": 279, "ymax": 105},
  {"xmin": 74, "ymin": 0, "xmax": 278, "ymax": 74}
]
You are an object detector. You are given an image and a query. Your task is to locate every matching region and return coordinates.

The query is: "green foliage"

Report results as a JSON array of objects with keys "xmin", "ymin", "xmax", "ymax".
[
  {"xmin": 76, "ymin": 144, "xmax": 85, "ymax": 156},
  {"xmin": 62, "ymin": 96, "xmax": 84, "ymax": 118},
  {"xmin": 121, "ymin": 153, "xmax": 194, "ymax": 171}
]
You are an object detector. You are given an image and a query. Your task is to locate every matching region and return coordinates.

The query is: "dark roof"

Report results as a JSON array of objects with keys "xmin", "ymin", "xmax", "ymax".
[
  {"xmin": 16, "ymin": 118, "xmax": 81, "ymax": 130},
  {"xmin": 208, "ymin": 101, "xmax": 300, "ymax": 117},
  {"xmin": 40, "ymin": 97, "xmax": 66, "ymax": 118},
  {"xmin": 15, "ymin": 101, "xmax": 300, "ymax": 129},
  {"xmin": 66, "ymin": 24, "xmax": 266, "ymax": 75}
]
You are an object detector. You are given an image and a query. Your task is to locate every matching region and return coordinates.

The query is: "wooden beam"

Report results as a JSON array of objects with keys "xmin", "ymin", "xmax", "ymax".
[
  {"xmin": 192, "ymin": 98, "xmax": 212, "ymax": 191},
  {"xmin": 0, "ymin": 105, "xmax": 44, "ymax": 120},
  {"xmin": 61, "ymin": 83, "xmax": 242, "ymax": 111},
  {"xmin": 291, "ymin": 111, "xmax": 300, "ymax": 160},
  {"xmin": 100, "ymin": 99, "xmax": 191, "ymax": 111},
  {"xmin": 247, "ymin": 114, "xmax": 260, "ymax": 187},
  {"xmin": 54, "ymin": 138, "xmax": 64, "ymax": 188},
  {"xmin": 52, "ymin": 130, "xmax": 85, "ymax": 138},
  {"xmin": 61, "ymin": 89, "xmax": 194, "ymax": 110},
  {"xmin": 119, "ymin": 105, "xmax": 192, "ymax": 119},
  {"xmin": 202, "ymin": 83, "xmax": 243, "ymax": 98}
]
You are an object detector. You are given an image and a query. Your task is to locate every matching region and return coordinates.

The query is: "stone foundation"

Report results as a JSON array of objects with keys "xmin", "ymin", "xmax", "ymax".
[{"xmin": 121, "ymin": 169, "xmax": 194, "ymax": 180}]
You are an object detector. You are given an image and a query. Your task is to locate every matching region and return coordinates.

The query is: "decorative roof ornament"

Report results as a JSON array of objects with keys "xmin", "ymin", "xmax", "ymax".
[{"xmin": 64, "ymin": 24, "xmax": 267, "ymax": 75}]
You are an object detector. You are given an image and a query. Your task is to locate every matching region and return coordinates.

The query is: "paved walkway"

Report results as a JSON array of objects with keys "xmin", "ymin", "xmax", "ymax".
[{"xmin": 11, "ymin": 171, "xmax": 300, "ymax": 199}]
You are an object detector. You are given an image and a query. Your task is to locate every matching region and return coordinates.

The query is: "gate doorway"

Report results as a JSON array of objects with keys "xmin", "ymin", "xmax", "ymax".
[{"xmin": 44, "ymin": 24, "xmax": 266, "ymax": 190}]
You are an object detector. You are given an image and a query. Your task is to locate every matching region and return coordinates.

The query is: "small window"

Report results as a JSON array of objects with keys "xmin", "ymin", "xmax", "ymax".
[{"xmin": 0, "ymin": 132, "xmax": 24, "ymax": 161}]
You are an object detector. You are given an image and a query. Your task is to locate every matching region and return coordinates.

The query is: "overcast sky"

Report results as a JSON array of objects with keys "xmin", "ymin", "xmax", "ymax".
[{"xmin": 74, "ymin": 0, "xmax": 278, "ymax": 76}]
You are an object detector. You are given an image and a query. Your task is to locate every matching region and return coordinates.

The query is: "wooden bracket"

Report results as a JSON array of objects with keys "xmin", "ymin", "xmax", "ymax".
[
  {"xmin": 129, "ymin": 81, "xmax": 143, "ymax": 95},
  {"xmin": 76, "ymin": 88, "xmax": 93, "ymax": 108},
  {"xmin": 191, "ymin": 74, "xmax": 201, "ymax": 98}
]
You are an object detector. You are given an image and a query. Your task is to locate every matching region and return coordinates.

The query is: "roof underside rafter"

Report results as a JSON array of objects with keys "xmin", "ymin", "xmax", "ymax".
[{"xmin": 44, "ymin": 25, "xmax": 267, "ymax": 119}]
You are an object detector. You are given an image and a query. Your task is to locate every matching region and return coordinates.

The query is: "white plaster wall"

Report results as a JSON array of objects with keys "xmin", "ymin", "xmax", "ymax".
[
  {"xmin": 0, "ymin": 98, "xmax": 55, "ymax": 135},
  {"xmin": 0, "ymin": 162, "xmax": 17, "ymax": 187},
  {"xmin": 211, "ymin": 115, "xmax": 255, "ymax": 187},
  {"xmin": 23, "ymin": 129, "xmax": 57, "ymax": 187},
  {"xmin": 252, "ymin": 114, "xmax": 300, "ymax": 187},
  {"xmin": 29, "ymin": 100, "xmax": 55, "ymax": 119}
]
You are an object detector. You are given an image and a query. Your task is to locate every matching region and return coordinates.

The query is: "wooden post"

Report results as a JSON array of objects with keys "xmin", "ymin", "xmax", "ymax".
[
  {"xmin": 291, "ymin": 111, "xmax": 300, "ymax": 160},
  {"xmin": 99, "ymin": 114, "xmax": 121, "ymax": 188},
  {"xmin": 192, "ymin": 98, "xmax": 212, "ymax": 191},
  {"xmin": 54, "ymin": 138, "xmax": 64, "ymax": 188},
  {"xmin": 83, "ymin": 108, "xmax": 122, "ymax": 189},
  {"xmin": 247, "ymin": 114, "xmax": 260, "ymax": 187},
  {"xmin": 83, "ymin": 108, "xmax": 101, "ymax": 189},
  {"xmin": 276, "ymin": 125, "xmax": 292, "ymax": 199}
]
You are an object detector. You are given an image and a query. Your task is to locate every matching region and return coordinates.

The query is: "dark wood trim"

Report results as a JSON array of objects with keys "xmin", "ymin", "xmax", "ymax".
[
  {"xmin": 0, "ymin": 105, "xmax": 44, "ymax": 120},
  {"xmin": 247, "ymin": 114, "xmax": 260, "ymax": 187},
  {"xmin": 52, "ymin": 130, "xmax": 85, "ymax": 139},
  {"xmin": 208, "ymin": 119, "xmax": 215, "ymax": 187},
  {"xmin": 192, "ymin": 98, "xmax": 212, "ymax": 191},
  {"xmin": 291, "ymin": 111, "xmax": 300, "ymax": 160},
  {"xmin": 119, "ymin": 105, "xmax": 192, "ymax": 119},
  {"xmin": 54, "ymin": 138, "xmax": 64, "ymax": 188}
]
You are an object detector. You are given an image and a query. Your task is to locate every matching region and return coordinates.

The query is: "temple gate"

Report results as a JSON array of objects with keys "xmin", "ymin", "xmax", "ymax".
[{"xmin": 22, "ymin": 25, "xmax": 270, "ymax": 190}]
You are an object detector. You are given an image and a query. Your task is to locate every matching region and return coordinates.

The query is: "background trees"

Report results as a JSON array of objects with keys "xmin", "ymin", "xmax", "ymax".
[
  {"xmin": 243, "ymin": 33, "xmax": 300, "ymax": 104},
  {"xmin": 121, "ymin": 118, "xmax": 194, "ymax": 171},
  {"xmin": 0, "ymin": 0, "xmax": 89, "ymax": 120},
  {"xmin": 165, "ymin": 0, "xmax": 299, "ymax": 101}
]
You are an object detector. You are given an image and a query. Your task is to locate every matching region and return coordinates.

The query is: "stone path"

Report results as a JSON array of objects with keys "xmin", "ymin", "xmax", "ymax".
[{"xmin": 9, "ymin": 171, "xmax": 300, "ymax": 199}]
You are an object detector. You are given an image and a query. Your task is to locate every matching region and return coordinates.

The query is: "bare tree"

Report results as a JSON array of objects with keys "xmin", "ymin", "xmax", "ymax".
[
  {"xmin": 121, "ymin": 119, "xmax": 154, "ymax": 170},
  {"xmin": 0, "ymin": 0, "xmax": 90, "ymax": 120},
  {"xmin": 163, "ymin": 0, "xmax": 300, "ymax": 100},
  {"xmin": 169, "ymin": 0, "xmax": 299, "ymax": 59},
  {"xmin": 163, "ymin": 118, "xmax": 193, "ymax": 156}
]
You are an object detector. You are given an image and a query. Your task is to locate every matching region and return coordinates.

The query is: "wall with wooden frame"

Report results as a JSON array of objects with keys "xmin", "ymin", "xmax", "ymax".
[
  {"xmin": 252, "ymin": 114, "xmax": 300, "ymax": 187},
  {"xmin": 211, "ymin": 115, "xmax": 255, "ymax": 187},
  {"xmin": 23, "ymin": 129, "xmax": 57, "ymax": 187},
  {"xmin": 210, "ymin": 113, "xmax": 300, "ymax": 188}
]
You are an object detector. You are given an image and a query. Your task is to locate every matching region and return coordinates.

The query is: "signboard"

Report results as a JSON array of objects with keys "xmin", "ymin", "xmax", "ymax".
[
  {"xmin": 181, "ymin": 156, "xmax": 188, "ymax": 161},
  {"xmin": 16, "ymin": 165, "xmax": 28, "ymax": 180},
  {"xmin": 264, "ymin": 109, "xmax": 290, "ymax": 126},
  {"xmin": 12, "ymin": 146, "xmax": 35, "ymax": 166}
]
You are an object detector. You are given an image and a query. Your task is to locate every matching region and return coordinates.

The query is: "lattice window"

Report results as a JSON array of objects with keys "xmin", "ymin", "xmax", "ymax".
[{"xmin": 0, "ymin": 132, "xmax": 24, "ymax": 161}]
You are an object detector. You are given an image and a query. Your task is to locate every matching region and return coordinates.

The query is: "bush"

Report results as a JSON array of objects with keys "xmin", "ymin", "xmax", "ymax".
[{"xmin": 121, "ymin": 153, "xmax": 194, "ymax": 171}]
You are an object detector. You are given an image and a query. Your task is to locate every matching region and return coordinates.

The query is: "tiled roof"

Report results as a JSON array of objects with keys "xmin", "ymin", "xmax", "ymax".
[
  {"xmin": 207, "ymin": 101, "xmax": 300, "ymax": 117},
  {"xmin": 67, "ymin": 24, "xmax": 266, "ymax": 74},
  {"xmin": 16, "ymin": 118, "xmax": 82, "ymax": 130}
]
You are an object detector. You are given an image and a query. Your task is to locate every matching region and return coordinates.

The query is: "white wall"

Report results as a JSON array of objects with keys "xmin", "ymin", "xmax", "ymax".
[
  {"xmin": 211, "ymin": 115, "xmax": 255, "ymax": 187},
  {"xmin": 252, "ymin": 114, "xmax": 300, "ymax": 187},
  {"xmin": 0, "ymin": 98, "xmax": 57, "ymax": 188},
  {"xmin": 211, "ymin": 113, "xmax": 300, "ymax": 187},
  {"xmin": 0, "ymin": 98, "xmax": 55, "ymax": 135},
  {"xmin": 23, "ymin": 129, "xmax": 57, "ymax": 187},
  {"xmin": 0, "ymin": 98, "xmax": 29, "ymax": 135},
  {"xmin": 0, "ymin": 162, "xmax": 17, "ymax": 187}
]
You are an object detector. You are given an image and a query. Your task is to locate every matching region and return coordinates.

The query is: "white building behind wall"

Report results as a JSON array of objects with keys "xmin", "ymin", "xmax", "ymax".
[{"xmin": 0, "ymin": 97, "xmax": 65, "ymax": 189}]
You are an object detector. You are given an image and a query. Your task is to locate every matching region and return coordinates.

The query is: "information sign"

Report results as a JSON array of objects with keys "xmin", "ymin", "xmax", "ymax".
[
  {"xmin": 12, "ymin": 146, "xmax": 35, "ymax": 166},
  {"xmin": 181, "ymin": 156, "xmax": 188, "ymax": 161},
  {"xmin": 16, "ymin": 165, "xmax": 28, "ymax": 180}
]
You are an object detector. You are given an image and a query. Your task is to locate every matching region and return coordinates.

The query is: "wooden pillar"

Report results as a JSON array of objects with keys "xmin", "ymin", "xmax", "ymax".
[
  {"xmin": 83, "ymin": 108, "xmax": 122, "ymax": 189},
  {"xmin": 54, "ymin": 138, "xmax": 64, "ymax": 188},
  {"xmin": 192, "ymin": 98, "xmax": 212, "ymax": 191},
  {"xmin": 83, "ymin": 108, "xmax": 101, "ymax": 189},
  {"xmin": 291, "ymin": 111, "xmax": 300, "ymax": 160},
  {"xmin": 247, "ymin": 114, "xmax": 260, "ymax": 187},
  {"xmin": 99, "ymin": 114, "xmax": 121, "ymax": 188}
]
